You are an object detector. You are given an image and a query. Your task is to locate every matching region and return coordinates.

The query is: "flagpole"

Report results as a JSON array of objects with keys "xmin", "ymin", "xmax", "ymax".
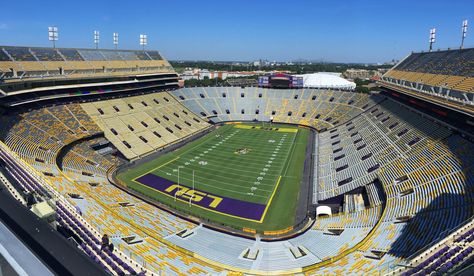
[
  {"xmin": 176, "ymin": 167, "xmax": 179, "ymax": 201},
  {"xmin": 190, "ymin": 170, "xmax": 194, "ymax": 206}
]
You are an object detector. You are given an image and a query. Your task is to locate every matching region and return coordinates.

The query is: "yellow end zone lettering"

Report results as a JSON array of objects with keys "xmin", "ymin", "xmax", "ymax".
[
  {"xmin": 207, "ymin": 194, "xmax": 223, "ymax": 208},
  {"xmin": 181, "ymin": 189, "xmax": 206, "ymax": 203},
  {"xmin": 165, "ymin": 184, "xmax": 189, "ymax": 196},
  {"xmin": 165, "ymin": 184, "xmax": 223, "ymax": 208}
]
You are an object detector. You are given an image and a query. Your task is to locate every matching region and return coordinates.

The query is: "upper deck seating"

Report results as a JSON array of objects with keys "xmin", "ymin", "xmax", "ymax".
[
  {"xmin": 4, "ymin": 47, "xmax": 36, "ymax": 61},
  {"xmin": 394, "ymin": 49, "xmax": 474, "ymax": 77},
  {"xmin": 59, "ymin": 49, "xmax": 84, "ymax": 61},
  {"xmin": 145, "ymin": 51, "xmax": 162, "ymax": 60},
  {"xmin": 0, "ymin": 49, "xmax": 12, "ymax": 61},
  {"xmin": 381, "ymin": 48, "xmax": 474, "ymax": 98},
  {"xmin": 0, "ymin": 46, "xmax": 174, "ymax": 82},
  {"xmin": 31, "ymin": 48, "xmax": 64, "ymax": 61}
]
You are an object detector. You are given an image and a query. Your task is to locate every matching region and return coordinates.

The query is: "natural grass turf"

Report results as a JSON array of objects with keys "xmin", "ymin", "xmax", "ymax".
[{"xmin": 116, "ymin": 123, "xmax": 309, "ymax": 232}]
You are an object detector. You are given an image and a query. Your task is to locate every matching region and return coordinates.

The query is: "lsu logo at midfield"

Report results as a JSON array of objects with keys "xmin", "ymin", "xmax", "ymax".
[{"xmin": 165, "ymin": 184, "xmax": 223, "ymax": 208}]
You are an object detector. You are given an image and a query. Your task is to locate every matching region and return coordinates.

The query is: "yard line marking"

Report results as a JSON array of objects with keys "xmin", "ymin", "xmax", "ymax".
[
  {"xmin": 145, "ymin": 171, "xmax": 273, "ymax": 196},
  {"xmin": 259, "ymin": 175, "xmax": 282, "ymax": 221},
  {"xmin": 156, "ymin": 165, "xmax": 279, "ymax": 186},
  {"xmin": 133, "ymin": 157, "xmax": 180, "ymax": 181}
]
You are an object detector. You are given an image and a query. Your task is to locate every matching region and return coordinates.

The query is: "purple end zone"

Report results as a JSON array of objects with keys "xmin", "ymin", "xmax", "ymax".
[{"xmin": 135, "ymin": 173, "xmax": 267, "ymax": 221}]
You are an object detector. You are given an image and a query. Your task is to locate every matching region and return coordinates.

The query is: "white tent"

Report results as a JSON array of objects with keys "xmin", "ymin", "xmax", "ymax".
[
  {"xmin": 297, "ymin": 73, "xmax": 356, "ymax": 90},
  {"xmin": 316, "ymin": 206, "xmax": 332, "ymax": 216}
]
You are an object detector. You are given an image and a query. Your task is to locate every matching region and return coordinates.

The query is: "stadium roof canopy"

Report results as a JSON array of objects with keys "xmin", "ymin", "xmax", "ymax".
[{"xmin": 297, "ymin": 73, "xmax": 356, "ymax": 90}]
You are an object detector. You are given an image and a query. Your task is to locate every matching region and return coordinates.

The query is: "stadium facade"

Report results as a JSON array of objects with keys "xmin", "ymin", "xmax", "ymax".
[{"xmin": 0, "ymin": 45, "xmax": 473, "ymax": 275}]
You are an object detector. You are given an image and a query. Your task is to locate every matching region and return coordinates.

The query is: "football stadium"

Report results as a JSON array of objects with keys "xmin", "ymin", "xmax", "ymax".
[{"xmin": 0, "ymin": 3, "xmax": 473, "ymax": 276}]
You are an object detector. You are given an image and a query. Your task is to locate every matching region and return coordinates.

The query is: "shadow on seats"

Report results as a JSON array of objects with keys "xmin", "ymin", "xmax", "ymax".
[
  {"xmin": 0, "ymin": 113, "xmax": 23, "ymax": 141},
  {"xmin": 389, "ymin": 193, "xmax": 473, "ymax": 259}
]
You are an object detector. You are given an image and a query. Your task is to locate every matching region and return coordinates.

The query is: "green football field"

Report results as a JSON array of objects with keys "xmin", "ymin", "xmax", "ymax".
[{"xmin": 116, "ymin": 123, "xmax": 310, "ymax": 232}]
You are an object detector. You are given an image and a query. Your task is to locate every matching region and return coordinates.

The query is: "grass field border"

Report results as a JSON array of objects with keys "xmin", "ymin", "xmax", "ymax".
[
  {"xmin": 116, "ymin": 122, "xmax": 311, "ymax": 232},
  {"xmin": 128, "ymin": 123, "xmax": 298, "ymax": 223}
]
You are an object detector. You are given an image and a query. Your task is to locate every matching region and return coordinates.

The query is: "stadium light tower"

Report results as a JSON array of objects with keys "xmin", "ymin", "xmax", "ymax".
[
  {"xmin": 140, "ymin": 34, "xmax": 148, "ymax": 50},
  {"xmin": 429, "ymin": 28, "xmax": 436, "ymax": 52},
  {"xmin": 113, "ymin": 32, "xmax": 119, "ymax": 49},
  {"xmin": 48, "ymin": 26, "xmax": 58, "ymax": 48},
  {"xmin": 94, "ymin": 31, "xmax": 100, "ymax": 49},
  {"xmin": 461, "ymin": 20, "xmax": 468, "ymax": 49}
]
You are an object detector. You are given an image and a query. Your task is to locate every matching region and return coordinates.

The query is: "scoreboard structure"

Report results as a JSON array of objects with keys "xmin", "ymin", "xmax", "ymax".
[{"xmin": 258, "ymin": 73, "xmax": 303, "ymax": 88}]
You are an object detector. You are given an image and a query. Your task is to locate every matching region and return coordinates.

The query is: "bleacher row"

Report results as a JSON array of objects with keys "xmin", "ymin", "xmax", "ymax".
[
  {"xmin": 0, "ymin": 104, "xmax": 102, "ymax": 170},
  {"xmin": 170, "ymin": 87, "xmax": 382, "ymax": 131},
  {"xmin": 379, "ymin": 48, "xmax": 474, "ymax": 108},
  {"xmin": 60, "ymin": 137, "xmax": 118, "ymax": 183},
  {"xmin": 380, "ymin": 217, "xmax": 474, "ymax": 275},
  {"xmin": 0, "ymin": 95, "xmax": 223, "ymax": 274},
  {"xmin": 343, "ymin": 193, "xmax": 366, "ymax": 213},
  {"xmin": 383, "ymin": 70, "xmax": 474, "ymax": 93},
  {"xmin": 312, "ymin": 95, "xmax": 474, "ymax": 274},
  {"xmin": 0, "ymin": 87, "xmax": 473, "ymax": 274},
  {"xmin": 313, "ymin": 206, "xmax": 382, "ymax": 230},
  {"xmin": 318, "ymin": 98, "xmax": 452, "ymax": 200},
  {"xmin": 0, "ymin": 141, "xmax": 149, "ymax": 275},
  {"xmin": 80, "ymin": 92, "xmax": 211, "ymax": 160},
  {"xmin": 0, "ymin": 46, "xmax": 173, "ymax": 81},
  {"xmin": 393, "ymin": 48, "xmax": 474, "ymax": 77}
]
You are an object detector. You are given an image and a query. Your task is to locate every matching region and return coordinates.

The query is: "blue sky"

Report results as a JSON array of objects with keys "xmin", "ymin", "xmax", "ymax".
[{"xmin": 0, "ymin": 0, "xmax": 472, "ymax": 63}]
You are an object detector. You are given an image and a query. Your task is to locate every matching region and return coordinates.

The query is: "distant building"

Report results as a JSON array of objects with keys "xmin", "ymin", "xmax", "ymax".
[
  {"xmin": 200, "ymin": 69, "xmax": 211, "ymax": 79},
  {"xmin": 344, "ymin": 69, "xmax": 385, "ymax": 80},
  {"xmin": 344, "ymin": 69, "xmax": 371, "ymax": 80},
  {"xmin": 179, "ymin": 69, "xmax": 261, "ymax": 81},
  {"xmin": 252, "ymin": 59, "xmax": 271, "ymax": 67}
]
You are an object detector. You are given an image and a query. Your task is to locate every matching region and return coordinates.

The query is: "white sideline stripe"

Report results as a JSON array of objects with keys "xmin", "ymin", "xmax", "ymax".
[
  {"xmin": 200, "ymin": 138, "xmax": 294, "ymax": 152},
  {"xmin": 181, "ymin": 149, "xmax": 287, "ymax": 164},
  {"xmin": 160, "ymin": 154, "xmax": 284, "ymax": 182},
  {"xmin": 170, "ymin": 158, "xmax": 282, "ymax": 176},
  {"xmin": 154, "ymin": 168, "xmax": 273, "ymax": 197}
]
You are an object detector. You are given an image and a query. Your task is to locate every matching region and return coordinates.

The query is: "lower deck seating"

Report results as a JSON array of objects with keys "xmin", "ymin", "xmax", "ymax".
[
  {"xmin": 0, "ymin": 88, "xmax": 473, "ymax": 275},
  {"xmin": 0, "ymin": 95, "xmax": 222, "ymax": 275},
  {"xmin": 314, "ymin": 96, "xmax": 474, "ymax": 273},
  {"xmin": 81, "ymin": 91, "xmax": 210, "ymax": 160},
  {"xmin": 171, "ymin": 87, "xmax": 382, "ymax": 131},
  {"xmin": 0, "ymin": 104, "xmax": 102, "ymax": 170}
]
